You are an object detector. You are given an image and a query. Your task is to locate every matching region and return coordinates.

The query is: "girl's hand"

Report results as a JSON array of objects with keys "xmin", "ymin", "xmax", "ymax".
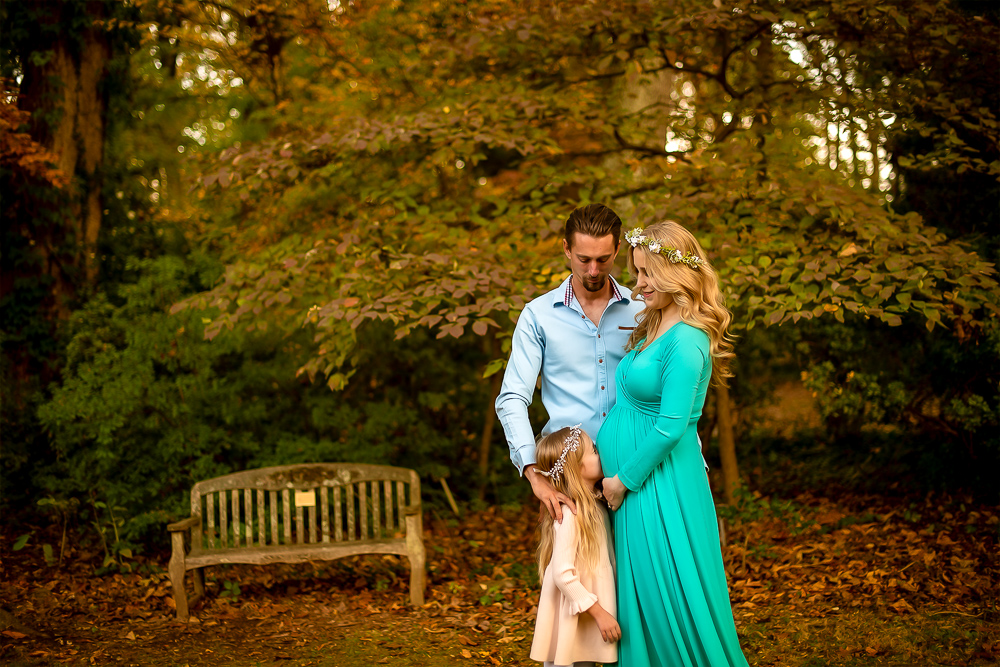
[
  {"xmin": 586, "ymin": 602, "xmax": 622, "ymax": 643},
  {"xmin": 601, "ymin": 475, "xmax": 627, "ymax": 511}
]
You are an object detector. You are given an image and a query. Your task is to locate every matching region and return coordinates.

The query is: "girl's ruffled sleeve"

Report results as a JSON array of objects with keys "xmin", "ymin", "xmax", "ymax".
[{"xmin": 548, "ymin": 509, "xmax": 598, "ymax": 615}]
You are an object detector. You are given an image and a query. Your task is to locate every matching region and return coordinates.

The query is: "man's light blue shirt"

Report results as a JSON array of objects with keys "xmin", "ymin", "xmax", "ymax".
[{"xmin": 495, "ymin": 274, "xmax": 644, "ymax": 475}]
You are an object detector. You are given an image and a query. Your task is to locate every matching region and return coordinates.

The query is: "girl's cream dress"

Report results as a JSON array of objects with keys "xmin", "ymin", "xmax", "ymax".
[{"xmin": 530, "ymin": 505, "xmax": 617, "ymax": 665}]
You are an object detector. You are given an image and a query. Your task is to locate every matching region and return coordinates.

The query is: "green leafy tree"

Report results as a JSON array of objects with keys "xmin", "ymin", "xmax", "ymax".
[
  {"xmin": 172, "ymin": 0, "xmax": 996, "ymax": 500},
  {"xmin": 14, "ymin": 0, "xmax": 999, "ymax": 536}
]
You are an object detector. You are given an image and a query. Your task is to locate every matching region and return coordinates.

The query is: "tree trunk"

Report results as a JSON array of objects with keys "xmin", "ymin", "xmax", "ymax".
[
  {"xmin": 715, "ymin": 383, "xmax": 740, "ymax": 504},
  {"xmin": 19, "ymin": 5, "xmax": 110, "ymax": 313},
  {"xmin": 478, "ymin": 335, "xmax": 503, "ymax": 501}
]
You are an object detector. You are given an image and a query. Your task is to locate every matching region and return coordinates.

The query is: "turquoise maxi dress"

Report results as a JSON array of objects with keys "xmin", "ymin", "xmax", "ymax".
[{"xmin": 597, "ymin": 323, "xmax": 749, "ymax": 667}]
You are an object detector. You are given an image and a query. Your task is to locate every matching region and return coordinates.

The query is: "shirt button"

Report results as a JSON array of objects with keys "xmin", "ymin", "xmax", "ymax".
[
  {"xmin": 601, "ymin": 386, "xmax": 605, "ymax": 390},
  {"xmin": 598, "ymin": 359, "xmax": 603, "ymax": 363},
  {"xmin": 581, "ymin": 315, "xmax": 585, "ymax": 319},
  {"xmin": 602, "ymin": 412, "xmax": 606, "ymax": 417},
  {"xmin": 598, "ymin": 334, "xmax": 601, "ymax": 338}
]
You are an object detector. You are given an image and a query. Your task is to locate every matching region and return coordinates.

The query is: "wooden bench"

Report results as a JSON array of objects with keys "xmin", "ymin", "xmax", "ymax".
[{"xmin": 167, "ymin": 463, "xmax": 425, "ymax": 621}]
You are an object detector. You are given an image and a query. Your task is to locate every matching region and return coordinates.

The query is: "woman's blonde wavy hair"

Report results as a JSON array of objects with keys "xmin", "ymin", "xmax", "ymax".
[
  {"xmin": 535, "ymin": 427, "xmax": 607, "ymax": 582},
  {"xmin": 626, "ymin": 220, "xmax": 735, "ymax": 386}
]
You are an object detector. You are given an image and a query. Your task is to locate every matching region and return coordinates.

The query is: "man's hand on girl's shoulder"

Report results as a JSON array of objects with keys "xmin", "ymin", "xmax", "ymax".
[{"xmin": 526, "ymin": 465, "xmax": 577, "ymax": 522}]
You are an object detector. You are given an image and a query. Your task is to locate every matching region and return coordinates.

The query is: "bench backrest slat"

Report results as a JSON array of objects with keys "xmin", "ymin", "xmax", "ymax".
[
  {"xmin": 333, "ymin": 485, "xmax": 343, "ymax": 541},
  {"xmin": 346, "ymin": 483, "xmax": 356, "ymax": 541},
  {"xmin": 257, "ymin": 489, "xmax": 266, "ymax": 546},
  {"xmin": 372, "ymin": 481, "xmax": 381, "ymax": 538},
  {"xmin": 221, "ymin": 491, "xmax": 230, "ymax": 548},
  {"xmin": 295, "ymin": 498, "xmax": 306, "ymax": 544},
  {"xmin": 269, "ymin": 490, "xmax": 278, "ymax": 546},
  {"xmin": 281, "ymin": 489, "xmax": 291, "ymax": 545},
  {"xmin": 242, "ymin": 488, "xmax": 252, "ymax": 547},
  {"xmin": 206, "ymin": 493, "xmax": 215, "ymax": 549},
  {"xmin": 231, "ymin": 490, "xmax": 239, "ymax": 547},
  {"xmin": 360, "ymin": 482, "xmax": 369, "ymax": 540},
  {"xmin": 320, "ymin": 488, "xmax": 331, "ymax": 543},
  {"xmin": 396, "ymin": 480, "xmax": 405, "ymax": 530}
]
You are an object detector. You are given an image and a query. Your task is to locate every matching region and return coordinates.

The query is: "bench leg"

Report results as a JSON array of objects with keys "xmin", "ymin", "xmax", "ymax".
[
  {"xmin": 405, "ymin": 515, "xmax": 426, "ymax": 606},
  {"xmin": 168, "ymin": 532, "xmax": 189, "ymax": 622},
  {"xmin": 193, "ymin": 567, "xmax": 206, "ymax": 598},
  {"xmin": 408, "ymin": 559, "xmax": 426, "ymax": 606}
]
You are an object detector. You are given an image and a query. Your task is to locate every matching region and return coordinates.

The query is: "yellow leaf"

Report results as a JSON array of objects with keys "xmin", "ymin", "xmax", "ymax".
[{"xmin": 838, "ymin": 242, "xmax": 860, "ymax": 257}]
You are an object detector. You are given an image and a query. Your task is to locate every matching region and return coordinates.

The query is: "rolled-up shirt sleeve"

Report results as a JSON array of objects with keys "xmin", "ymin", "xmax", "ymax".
[{"xmin": 495, "ymin": 307, "xmax": 543, "ymax": 476}]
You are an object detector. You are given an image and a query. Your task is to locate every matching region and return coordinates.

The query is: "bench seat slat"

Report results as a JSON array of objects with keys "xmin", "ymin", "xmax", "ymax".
[{"xmin": 185, "ymin": 539, "xmax": 411, "ymax": 569}]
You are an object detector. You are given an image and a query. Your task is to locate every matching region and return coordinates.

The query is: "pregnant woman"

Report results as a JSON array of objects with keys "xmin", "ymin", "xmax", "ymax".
[{"xmin": 598, "ymin": 221, "xmax": 750, "ymax": 666}]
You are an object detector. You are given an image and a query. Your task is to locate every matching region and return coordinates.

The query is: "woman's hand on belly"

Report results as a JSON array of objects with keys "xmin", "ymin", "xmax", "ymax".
[{"xmin": 602, "ymin": 475, "xmax": 627, "ymax": 511}]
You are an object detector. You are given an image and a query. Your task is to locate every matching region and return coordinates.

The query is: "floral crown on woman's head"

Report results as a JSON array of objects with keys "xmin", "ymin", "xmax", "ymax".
[
  {"xmin": 536, "ymin": 424, "xmax": 583, "ymax": 485},
  {"xmin": 625, "ymin": 228, "xmax": 704, "ymax": 269}
]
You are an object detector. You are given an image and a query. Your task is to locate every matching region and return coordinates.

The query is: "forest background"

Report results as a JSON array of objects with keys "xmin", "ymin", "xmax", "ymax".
[{"xmin": 1, "ymin": 0, "xmax": 999, "ymax": 663}]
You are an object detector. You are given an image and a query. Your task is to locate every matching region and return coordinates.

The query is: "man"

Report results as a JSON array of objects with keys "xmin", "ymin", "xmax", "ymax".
[{"xmin": 495, "ymin": 204, "xmax": 644, "ymax": 520}]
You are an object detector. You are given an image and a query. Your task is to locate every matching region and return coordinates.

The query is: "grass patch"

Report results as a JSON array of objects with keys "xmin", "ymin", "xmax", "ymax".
[{"xmin": 741, "ymin": 609, "xmax": 998, "ymax": 666}]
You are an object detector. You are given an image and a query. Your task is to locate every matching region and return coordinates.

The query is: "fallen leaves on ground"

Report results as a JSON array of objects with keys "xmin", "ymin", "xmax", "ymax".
[{"xmin": 0, "ymin": 490, "xmax": 997, "ymax": 666}]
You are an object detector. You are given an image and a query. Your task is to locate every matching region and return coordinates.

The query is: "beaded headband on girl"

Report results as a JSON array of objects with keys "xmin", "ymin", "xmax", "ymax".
[
  {"xmin": 536, "ymin": 424, "xmax": 583, "ymax": 485},
  {"xmin": 625, "ymin": 228, "xmax": 704, "ymax": 269}
]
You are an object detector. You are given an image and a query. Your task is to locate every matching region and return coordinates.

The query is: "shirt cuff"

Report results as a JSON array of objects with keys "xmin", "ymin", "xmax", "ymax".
[{"xmin": 512, "ymin": 445, "xmax": 536, "ymax": 477}]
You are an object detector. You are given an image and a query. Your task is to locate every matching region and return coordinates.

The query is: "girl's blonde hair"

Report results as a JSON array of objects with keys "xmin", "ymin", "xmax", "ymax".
[
  {"xmin": 535, "ymin": 427, "xmax": 606, "ymax": 581},
  {"xmin": 626, "ymin": 220, "xmax": 735, "ymax": 386}
]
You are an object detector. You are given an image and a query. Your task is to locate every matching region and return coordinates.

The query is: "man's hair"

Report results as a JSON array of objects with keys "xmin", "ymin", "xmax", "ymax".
[{"xmin": 564, "ymin": 204, "xmax": 622, "ymax": 249}]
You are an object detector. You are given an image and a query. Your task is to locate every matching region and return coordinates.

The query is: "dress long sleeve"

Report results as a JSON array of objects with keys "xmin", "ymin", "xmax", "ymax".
[
  {"xmin": 548, "ymin": 510, "xmax": 599, "ymax": 615},
  {"xmin": 617, "ymin": 328, "xmax": 709, "ymax": 491}
]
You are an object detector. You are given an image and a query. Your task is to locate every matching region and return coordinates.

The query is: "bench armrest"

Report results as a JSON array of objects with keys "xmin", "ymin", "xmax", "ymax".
[
  {"xmin": 167, "ymin": 516, "xmax": 200, "ymax": 532},
  {"xmin": 403, "ymin": 504, "xmax": 422, "ymax": 516}
]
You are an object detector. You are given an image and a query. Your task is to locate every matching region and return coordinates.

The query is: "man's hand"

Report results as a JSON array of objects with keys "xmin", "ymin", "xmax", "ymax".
[
  {"xmin": 601, "ymin": 475, "xmax": 627, "ymax": 511},
  {"xmin": 525, "ymin": 465, "xmax": 577, "ymax": 521}
]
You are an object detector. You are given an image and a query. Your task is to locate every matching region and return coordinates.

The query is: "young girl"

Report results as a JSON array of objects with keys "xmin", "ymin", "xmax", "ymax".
[{"xmin": 529, "ymin": 424, "xmax": 620, "ymax": 667}]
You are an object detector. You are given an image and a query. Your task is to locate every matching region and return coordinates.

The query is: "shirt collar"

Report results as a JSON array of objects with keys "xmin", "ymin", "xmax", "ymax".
[{"xmin": 559, "ymin": 275, "xmax": 628, "ymax": 307}]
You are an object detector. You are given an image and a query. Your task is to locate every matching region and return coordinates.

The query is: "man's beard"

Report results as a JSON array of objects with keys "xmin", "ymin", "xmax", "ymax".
[{"xmin": 581, "ymin": 275, "xmax": 607, "ymax": 292}]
